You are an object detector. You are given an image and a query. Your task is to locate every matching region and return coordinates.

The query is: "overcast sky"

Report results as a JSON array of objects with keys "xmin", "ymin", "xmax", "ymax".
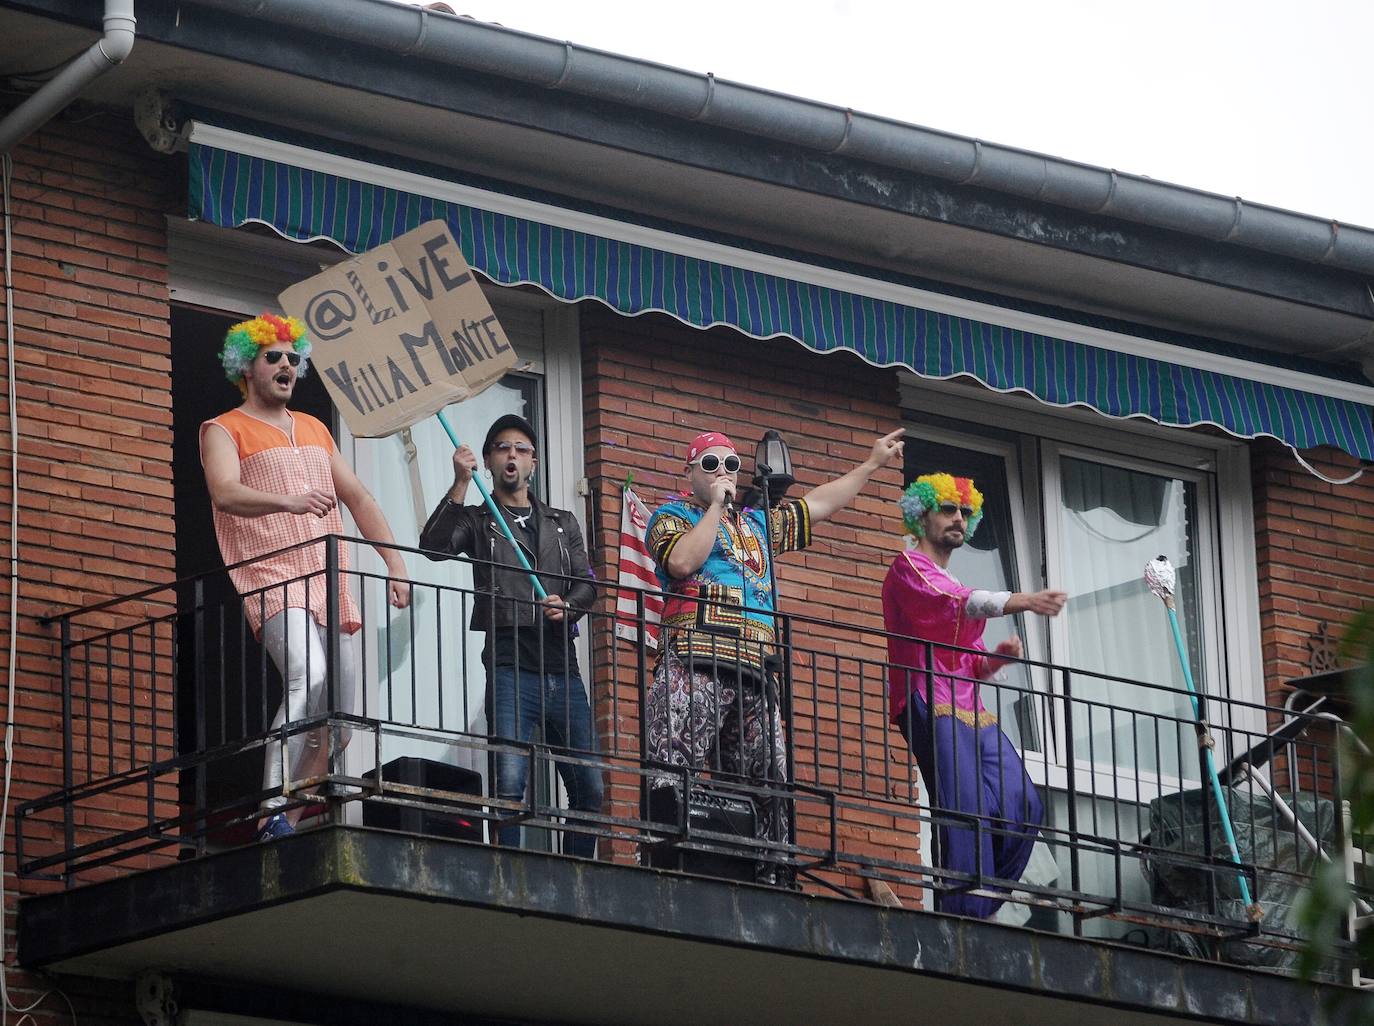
[{"xmin": 401, "ymin": 0, "xmax": 1373, "ymax": 229}]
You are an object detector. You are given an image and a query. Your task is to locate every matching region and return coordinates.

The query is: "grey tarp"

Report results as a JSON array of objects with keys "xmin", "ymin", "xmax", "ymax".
[{"xmin": 1144, "ymin": 784, "xmax": 1334, "ymax": 970}]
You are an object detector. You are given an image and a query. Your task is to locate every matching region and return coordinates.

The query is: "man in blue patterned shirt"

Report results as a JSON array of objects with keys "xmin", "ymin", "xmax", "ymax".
[{"xmin": 645, "ymin": 428, "xmax": 904, "ymax": 870}]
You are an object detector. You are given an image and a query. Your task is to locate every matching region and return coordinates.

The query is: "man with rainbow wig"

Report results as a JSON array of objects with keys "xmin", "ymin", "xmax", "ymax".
[
  {"xmin": 883, "ymin": 472, "xmax": 1066, "ymax": 918},
  {"xmin": 201, "ymin": 313, "xmax": 411, "ymax": 841}
]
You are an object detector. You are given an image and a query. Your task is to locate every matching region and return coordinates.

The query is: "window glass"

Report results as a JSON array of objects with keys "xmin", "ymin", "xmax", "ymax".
[
  {"xmin": 353, "ymin": 376, "xmax": 542, "ymax": 778},
  {"xmin": 1054, "ymin": 454, "xmax": 1204, "ymax": 781}
]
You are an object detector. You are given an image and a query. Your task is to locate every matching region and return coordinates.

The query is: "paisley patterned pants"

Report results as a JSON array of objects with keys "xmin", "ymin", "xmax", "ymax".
[{"xmin": 645, "ymin": 651, "xmax": 790, "ymax": 847}]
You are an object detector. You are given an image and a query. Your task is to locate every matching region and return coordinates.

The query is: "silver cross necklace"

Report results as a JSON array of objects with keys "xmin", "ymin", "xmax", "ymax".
[{"xmin": 503, "ymin": 505, "xmax": 532, "ymax": 529}]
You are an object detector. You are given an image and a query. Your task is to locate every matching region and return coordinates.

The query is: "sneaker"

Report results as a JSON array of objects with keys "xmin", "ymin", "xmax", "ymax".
[{"xmin": 257, "ymin": 813, "xmax": 295, "ymax": 842}]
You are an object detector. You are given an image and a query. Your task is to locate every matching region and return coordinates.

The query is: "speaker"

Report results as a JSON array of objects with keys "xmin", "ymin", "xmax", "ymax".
[
  {"xmin": 362, "ymin": 757, "xmax": 484, "ymax": 843},
  {"xmin": 644, "ymin": 783, "xmax": 758, "ymax": 881}
]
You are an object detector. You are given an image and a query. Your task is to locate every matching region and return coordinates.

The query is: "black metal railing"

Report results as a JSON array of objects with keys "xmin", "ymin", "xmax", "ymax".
[{"xmin": 17, "ymin": 535, "xmax": 1367, "ymax": 975}]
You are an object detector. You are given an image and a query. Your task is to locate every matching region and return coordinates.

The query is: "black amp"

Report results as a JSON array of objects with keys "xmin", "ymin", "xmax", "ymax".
[
  {"xmin": 362, "ymin": 756, "xmax": 484, "ymax": 843},
  {"xmin": 644, "ymin": 783, "xmax": 758, "ymax": 881}
]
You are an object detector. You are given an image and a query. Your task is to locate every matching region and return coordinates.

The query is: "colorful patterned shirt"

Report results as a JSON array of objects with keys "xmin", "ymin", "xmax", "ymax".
[
  {"xmin": 200, "ymin": 408, "xmax": 360, "ymax": 636},
  {"xmin": 646, "ymin": 498, "xmax": 810, "ymax": 674}
]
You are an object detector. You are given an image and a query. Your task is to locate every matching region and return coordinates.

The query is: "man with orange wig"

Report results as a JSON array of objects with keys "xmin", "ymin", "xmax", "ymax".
[
  {"xmin": 201, "ymin": 313, "xmax": 410, "ymax": 841},
  {"xmin": 883, "ymin": 472, "xmax": 1065, "ymax": 917}
]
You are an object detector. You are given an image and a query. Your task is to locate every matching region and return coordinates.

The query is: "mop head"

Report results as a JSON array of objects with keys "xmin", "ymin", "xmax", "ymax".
[{"xmin": 1143, "ymin": 555, "xmax": 1176, "ymax": 600}]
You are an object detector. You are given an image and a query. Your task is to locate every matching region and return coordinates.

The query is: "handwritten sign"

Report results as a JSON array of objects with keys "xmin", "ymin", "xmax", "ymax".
[{"xmin": 278, "ymin": 220, "xmax": 517, "ymax": 438}]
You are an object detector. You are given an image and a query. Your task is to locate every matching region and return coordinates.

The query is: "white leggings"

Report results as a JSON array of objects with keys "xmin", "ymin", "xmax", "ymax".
[{"xmin": 260, "ymin": 608, "xmax": 360, "ymax": 810}]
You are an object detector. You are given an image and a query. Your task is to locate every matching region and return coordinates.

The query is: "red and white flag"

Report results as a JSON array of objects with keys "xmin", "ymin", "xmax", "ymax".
[{"xmin": 614, "ymin": 486, "xmax": 662, "ymax": 649}]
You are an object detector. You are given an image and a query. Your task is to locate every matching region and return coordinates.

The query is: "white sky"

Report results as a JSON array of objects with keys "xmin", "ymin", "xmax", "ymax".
[{"xmin": 400, "ymin": 0, "xmax": 1374, "ymax": 229}]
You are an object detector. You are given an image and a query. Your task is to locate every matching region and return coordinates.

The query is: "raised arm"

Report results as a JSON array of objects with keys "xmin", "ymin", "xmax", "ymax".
[
  {"xmin": 418, "ymin": 444, "xmax": 479, "ymax": 560},
  {"xmin": 659, "ymin": 475, "xmax": 732, "ymax": 580},
  {"xmin": 801, "ymin": 428, "xmax": 905, "ymax": 524},
  {"xmin": 201, "ymin": 422, "xmax": 334, "ymax": 518}
]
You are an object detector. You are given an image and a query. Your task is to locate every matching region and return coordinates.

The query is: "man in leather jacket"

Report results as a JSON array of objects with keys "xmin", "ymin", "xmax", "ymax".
[{"xmin": 420, "ymin": 414, "xmax": 602, "ymax": 857}]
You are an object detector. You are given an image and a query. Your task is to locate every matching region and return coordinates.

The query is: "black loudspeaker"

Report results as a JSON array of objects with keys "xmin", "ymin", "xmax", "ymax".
[
  {"xmin": 645, "ymin": 784, "xmax": 758, "ymax": 881},
  {"xmin": 362, "ymin": 757, "xmax": 484, "ymax": 843}
]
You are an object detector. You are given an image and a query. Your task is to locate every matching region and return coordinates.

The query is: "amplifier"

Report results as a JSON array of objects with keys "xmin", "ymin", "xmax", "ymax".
[
  {"xmin": 644, "ymin": 783, "xmax": 758, "ymax": 881},
  {"xmin": 362, "ymin": 756, "xmax": 484, "ymax": 843}
]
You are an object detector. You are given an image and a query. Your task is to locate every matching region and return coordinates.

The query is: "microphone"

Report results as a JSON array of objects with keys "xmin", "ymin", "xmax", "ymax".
[{"xmin": 724, "ymin": 488, "xmax": 736, "ymax": 520}]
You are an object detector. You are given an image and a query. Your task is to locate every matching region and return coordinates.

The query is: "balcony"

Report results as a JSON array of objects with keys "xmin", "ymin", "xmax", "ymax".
[{"xmin": 14, "ymin": 536, "xmax": 1369, "ymax": 1025}]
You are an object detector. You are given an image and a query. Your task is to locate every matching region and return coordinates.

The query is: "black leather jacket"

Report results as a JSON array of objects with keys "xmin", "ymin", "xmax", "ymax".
[{"xmin": 419, "ymin": 495, "xmax": 596, "ymax": 633}]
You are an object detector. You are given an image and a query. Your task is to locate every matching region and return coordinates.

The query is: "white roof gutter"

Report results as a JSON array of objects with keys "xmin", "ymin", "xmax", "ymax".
[
  {"xmin": 0, "ymin": 0, "xmax": 136, "ymax": 154},
  {"xmin": 187, "ymin": 0, "xmax": 1374, "ymax": 278}
]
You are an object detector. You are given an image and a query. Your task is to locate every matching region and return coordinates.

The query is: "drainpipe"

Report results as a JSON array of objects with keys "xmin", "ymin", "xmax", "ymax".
[
  {"xmin": 0, "ymin": 0, "xmax": 136, "ymax": 154},
  {"xmin": 0, "ymin": 5, "xmax": 134, "ymax": 976}
]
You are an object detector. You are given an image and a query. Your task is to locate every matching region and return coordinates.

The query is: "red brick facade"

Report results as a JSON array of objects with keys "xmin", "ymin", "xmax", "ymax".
[
  {"xmin": 0, "ymin": 113, "xmax": 175, "ymax": 1025},
  {"xmin": 1252, "ymin": 440, "xmax": 1374, "ymax": 700}
]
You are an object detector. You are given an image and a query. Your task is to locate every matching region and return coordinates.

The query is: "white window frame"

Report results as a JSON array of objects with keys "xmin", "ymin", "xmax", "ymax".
[{"xmin": 899, "ymin": 375, "xmax": 1266, "ymax": 801}]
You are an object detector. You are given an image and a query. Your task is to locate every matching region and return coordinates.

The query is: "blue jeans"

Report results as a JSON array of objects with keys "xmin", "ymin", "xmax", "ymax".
[{"xmin": 489, "ymin": 666, "xmax": 604, "ymax": 858}]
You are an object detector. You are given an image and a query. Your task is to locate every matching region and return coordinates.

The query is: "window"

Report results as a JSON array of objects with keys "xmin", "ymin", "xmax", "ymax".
[
  {"xmin": 901, "ymin": 377, "xmax": 1261, "ymax": 936},
  {"xmin": 1044, "ymin": 446, "xmax": 1216, "ymax": 785}
]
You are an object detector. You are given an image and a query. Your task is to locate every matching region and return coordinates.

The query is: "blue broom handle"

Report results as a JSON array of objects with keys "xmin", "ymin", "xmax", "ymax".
[
  {"xmin": 1165, "ymin": 603, "xmax": 1253, "ymax": 908},
  {"xmin": 435, "ymin": 409, "xmax": 548, "ymax": 601}
]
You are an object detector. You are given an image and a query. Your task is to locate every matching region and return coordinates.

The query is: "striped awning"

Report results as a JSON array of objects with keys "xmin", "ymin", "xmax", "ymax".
[{"xmin": 188, "ymin": 137, "xmax": 1374, "ymax": 462}]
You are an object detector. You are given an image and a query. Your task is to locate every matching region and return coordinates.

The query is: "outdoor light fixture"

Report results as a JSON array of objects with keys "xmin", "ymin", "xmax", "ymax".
[{"xmin": 753, "ymin": 430, "xmax": 795, "ymax": 506}]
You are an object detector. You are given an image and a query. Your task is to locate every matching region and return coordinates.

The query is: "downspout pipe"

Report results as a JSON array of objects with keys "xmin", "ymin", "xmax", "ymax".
[
  {"xmin": 0, "ymin": 0, "xmax": 136, "ymax": 154},
  {"xmin": 189, "ymin": 0, "xmax": 1374, "ymax": 277}
]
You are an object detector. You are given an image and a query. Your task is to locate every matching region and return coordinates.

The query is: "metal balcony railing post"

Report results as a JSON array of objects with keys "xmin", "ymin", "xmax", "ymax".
[
  {"xmin": 924, "ymin": 640, "xmax": 940, "ymax": 909},
  {"xmin": 1332, "ymin": 732, "xmax": 1356, "ymax": 982},
  {"xmin": 59, "ymin": 615, "xmax": 74, "ymax": 885},
  {"xmin": 781, "ymin": 612, "xmax": 796, "ymax": 850},
  {"xmin": 636, "ymin": 588, "xmax": 649, "ymax": 829},
  {"xmin": 193, "ymin": 579, "xmax": 208, "ymax": 857},
  {"xmin": 1061, "ymin": 666, "xmax": 1082, "ymax": 937},
  {"xmin": 324, "ymin": 536, "xmax": 343, "ymax": 825}
]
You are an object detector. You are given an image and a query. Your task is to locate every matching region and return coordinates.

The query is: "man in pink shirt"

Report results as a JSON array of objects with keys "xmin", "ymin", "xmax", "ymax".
[
  {"xmin": 883, "ymin": 472, "xmax": 1065, "ymax": 917},
  {"xmin": 201, "ymin": 313, "xmax": 410, "ymax": 841}
]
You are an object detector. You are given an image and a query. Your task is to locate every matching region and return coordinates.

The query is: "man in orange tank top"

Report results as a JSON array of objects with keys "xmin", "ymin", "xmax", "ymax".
[{"xmin": 200, "ymin": 313, "xmax": 411, "ymax": 841}]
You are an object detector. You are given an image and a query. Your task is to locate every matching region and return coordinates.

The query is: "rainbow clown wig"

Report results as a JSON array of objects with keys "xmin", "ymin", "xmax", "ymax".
[
  {"xmin": 898, "ymin": 473, "xmax": 985, "ymax": 541},
  {"xmin": 219, "ymin": 313, "xmax": 312, "ymax": 394}
]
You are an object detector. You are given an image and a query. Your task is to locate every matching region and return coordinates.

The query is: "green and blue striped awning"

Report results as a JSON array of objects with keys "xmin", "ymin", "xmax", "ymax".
[{"xmin": 189, "ymin": 141, "xmax": 1374, "ymax": 461}]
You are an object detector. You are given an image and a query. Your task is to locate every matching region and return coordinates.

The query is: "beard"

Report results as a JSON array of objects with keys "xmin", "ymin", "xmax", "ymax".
[
  {"xmin": 493, "ymin": 460, "xmax": 532, "ymax": 495},
  {"xmin": 250, "ymin": 374, "xmax": 293, "ymax": 407},
  {"xmin": 928, "ymin": 527, "xmax": 965, "ymax": 554}
]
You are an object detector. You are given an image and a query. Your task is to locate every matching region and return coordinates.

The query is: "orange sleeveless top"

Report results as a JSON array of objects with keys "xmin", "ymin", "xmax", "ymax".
[{"xmin": 200, "ymin": 408, "xmax": 361, "ymax": 636}]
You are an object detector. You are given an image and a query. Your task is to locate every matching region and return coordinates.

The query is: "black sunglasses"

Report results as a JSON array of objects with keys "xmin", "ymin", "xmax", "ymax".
[
  {"xmin": 937, "ymin": 502, "xmax": 975, "ymax": 518},
  {"xmin": 692, "ymin": 453, "xmax": 741, "ymax": 473},
  {"xmin": 262, "ymin": 350, "xmax": 302, "ymax": 367}
]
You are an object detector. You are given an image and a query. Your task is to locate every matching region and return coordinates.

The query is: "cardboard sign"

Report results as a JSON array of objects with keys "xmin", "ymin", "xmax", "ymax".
[{"xmin": 278, "ymin": 220, "xmax": 517, "ymax": 438}]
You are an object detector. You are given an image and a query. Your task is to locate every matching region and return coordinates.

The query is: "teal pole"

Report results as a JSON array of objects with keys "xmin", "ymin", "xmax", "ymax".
[
  {"xmin": 434, "ymin": 408, "xmax": 547, "ymax": 601},
  {"xmin": 1162, "ymin": 596, "xmax": 1257, "ymax": 913}
]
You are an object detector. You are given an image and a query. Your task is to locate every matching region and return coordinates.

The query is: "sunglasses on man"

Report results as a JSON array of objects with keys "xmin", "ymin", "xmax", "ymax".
[
  {"xmin": 691, "ymin": 453, "xmax": 741, "ymax": 474},
  {"xmin": 937, "ymin": 502, "xmax": 976, "ymax": 518},
  {"xmin": 261, "ymin": 350, "xmax": 302, "ymax": 367},
  {"xmin": 492, "ymin": 440, "xmax": 535, "ymax": 456}
]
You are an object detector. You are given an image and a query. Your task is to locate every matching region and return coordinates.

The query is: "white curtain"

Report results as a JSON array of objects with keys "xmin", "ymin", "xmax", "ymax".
[
  {"xmin": 352, "ymin": 382, "xmax": 536, "ymax": 779},
  {"xmin": 1057, "ymin": 456, "xmax": 1202, "ymax": 783}
]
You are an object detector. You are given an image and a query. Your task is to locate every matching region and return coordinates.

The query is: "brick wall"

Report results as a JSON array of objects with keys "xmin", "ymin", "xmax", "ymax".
[
  {"xmin": 1252, "ymin": 440, "xmax": 1374, "ymax": 700},
  {"xmin": 0, "ymin": 109, "xmax": 175, "ymax": 1025},
  {"xmin": 578, "ymin": 305, "xmax": 920, "ymax": 899}
]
